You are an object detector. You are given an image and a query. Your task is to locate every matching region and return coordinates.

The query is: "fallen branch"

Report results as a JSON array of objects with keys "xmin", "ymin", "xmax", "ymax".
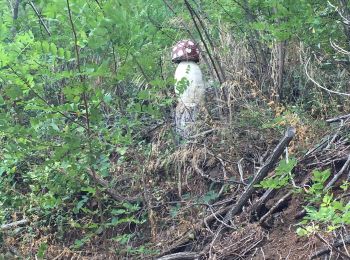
[
  {"xmin": 219, "ymin": 127, "xmax": 296, "ymax": 230},
  {"xmin": 258, "ymin": 172, "xmax": 312, "ymax": 224},
  {"xmin": 326, "ymin": 113, "xmax": 350, "ymax": 123},
  {"xmin": 158, "ymin": 205, "xmax": 232, "ymax": 257},
  {"xmin": 251, "ymin": 185, "xmax": 280, "ymax": 218},
  {"xmin": 305, "ymin": 57, "xmax": 350, "ymax": 97},
  {"xmin": 159, "ymin": 127, "xmax": 296, "ymax": 257},
  {"xmin": 193, "ymin": 163, "xmax": 246, "ymax": 185},
  {"xmin": 1, "ymin": 219, "xmax": 29, "ymax": 231},
  {"xmin": 311, "ymin": 233, "xmax": 350, "ymax": 259},
  {"xmin": 157, "ymin": 252, "xmax": 200, "ymax": 260},
  {"xmin": 205, "ymin": 127, "xmax": 296, "ymax": 253},
  {"xmin": 311, "ymin": 235, "xmax": 350, "ymax": 259},
  {"xmin": 325, "ymin": 154, "xmax": 350, "ymax": 189},
  {"xmin": 259, "ymin": 191, "xmax": 292, "ymax": 225}
]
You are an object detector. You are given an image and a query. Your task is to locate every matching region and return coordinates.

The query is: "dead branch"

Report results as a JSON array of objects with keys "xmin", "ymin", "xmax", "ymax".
[
  {"xmin": 13, "ymin": 0, "xmax": 20, "ymax": 20},
  {"xmin": 311, "ymin": 234, "xmax": 350, "ymax": 259},
  {"xmin": 156, "ymin": 252, "xmax": 200, "ymax": 260},
  {"xmin": 312, "ymin": 233, "xmax": 350, "ymax": 259},
  {"xmin": 326, "ymin": 113, "xmax": 350, "ymax": 123},
  {"xmin": 305, "ymin": 57, "xmax": 350, "ymax": 97},
  {"xmin": 250, "ymin": 187, "xmax": 277, "ymax": 219},
  {"xmin": 325, "ymin": 154, "xmax": 350, "ymax": 189},
  {"xmin": 251, "ymin": 171, "xmax": 295, "ymax": 218},
  {"xmin": 184, "ymin": 0, "xmax": 223, "ymax": 84},
  {"xmin": 184, "ymin": 0, "xmax": 226, "ymax": 83},
  {"xmin": 1, "ymin": 219, "xmax": 29, "ymax": 231},
  {"xmin": 259, "ymin": 191, "xmax": 292, "ymax": 225},
  {"xmin": 158, "ymin": 205, "xmax": 232, "ymax": 257},
  {"xmin": 330, "ymin": 39, "xmax": 350, "ymax": 55},
  {"xmin": 11, "ymin": 0, "xmax": 20, "ymax": 35},
  {"xmin": 219, "ymin": 127, "xmax": 296, "ymax": 230},
  {"xmin": 205, "ymin": 127, "xmax": 296, "ymax": 255},
  {"xmin": 193, "ymin": 162, "xmax": 245, "ymax": 185},
  {"xmin": 161, "ymin": 0, "xmax": 213, "ymax": 76},
  {"xmin": 28, "ymin": 1, "xmax": 51, "ymax": 36}
]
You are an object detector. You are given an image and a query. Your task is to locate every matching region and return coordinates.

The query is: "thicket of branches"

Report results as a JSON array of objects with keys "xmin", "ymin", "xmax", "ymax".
[{"xmin": 1, "ymin": 0, "xmax": 350, "ymax": 259}]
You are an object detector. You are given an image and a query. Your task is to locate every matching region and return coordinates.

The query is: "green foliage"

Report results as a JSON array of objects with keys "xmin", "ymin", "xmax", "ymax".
[
  {"xmin": 37, "ymin": 242, "xmax": 48, "ymax": 259},
  {"xmin": 0, "ymin": 0, "xmax": 174, "ymax": 255},
  {"xmin": 175, "ymin": 77, "xmax": 190, "ymax": 95},
  {"xmin": 0, "ymin": 0, "xmax": 350, "ymax": 256},
  {"xmin": 258, "ymin": 158, "xmax": 297, "ymax": 189},
  {"xmin": 296, "ymin": 170, "xmax": 350, "ymax": 236},
  {"xmin": 306, "ymin": 169, "xmax": 331, "ymax": 202}
]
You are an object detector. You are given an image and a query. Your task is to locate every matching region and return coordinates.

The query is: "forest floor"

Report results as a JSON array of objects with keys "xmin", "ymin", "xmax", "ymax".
[{"xmin": 2, "ymin": 90, "xmax": 350, "ymax": 260}]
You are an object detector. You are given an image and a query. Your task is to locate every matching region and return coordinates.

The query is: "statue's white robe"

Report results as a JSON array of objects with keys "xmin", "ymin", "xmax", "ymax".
[{"xmin": 174, "ymin": 61, "xmax": 205, "ymax": 139}]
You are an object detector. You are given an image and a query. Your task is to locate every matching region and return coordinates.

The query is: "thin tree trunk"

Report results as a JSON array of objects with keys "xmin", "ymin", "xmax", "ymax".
[
  {"xmin": 273, "ymin": 41, "xmax": 286, "ymax": 102},
  {"xmin": 11, "ymin": 0, "xmax": 20, "ymax": 36},
  {"xmin": 13, "ymin": 0, "xmax": 20, "ymax": 19}
]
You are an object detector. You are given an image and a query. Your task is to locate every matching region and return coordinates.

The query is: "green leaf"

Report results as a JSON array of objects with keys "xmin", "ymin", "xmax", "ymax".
[
  {"xmin": 50, "ymin": 122, "xmax": 59, "ymax": 131},
  {"xmin": 42, "ymin": 41, "xmax": 50, "ymax": 53},
  {"xmin": 5, "ymin": 85, "xmax": 22, "ymax": 99},
  {"xmin": 103, "ymin": 93, "xmax": 112, "ymax": 103},
  {"xmin": 81, "ymin": 186, "xmax": 96, "ymax": 195},
  {"xmin": 111, "ymin": 209, "xmax": 126, "ymax": 215},
  {"xmin": 50, "ymin": 43, "xmax": 57, "ymax": 55},
  {"xmin": 65, "ymin": 50, "xmax": 71, "ymax": 60},
  {"xmin": 117, "ymin": 147, "xmax": 127, "ymax": 156},
  {"xmin": 296, "ymin": 227, "xmax": 308, "ymax": 236},
  {"xmin": 58, "ymin": 47, "xmax": 65, "ymax": 58},
  {"xmin": 37, "ymin": 242, "xmax": 48, "ymax": 259}
]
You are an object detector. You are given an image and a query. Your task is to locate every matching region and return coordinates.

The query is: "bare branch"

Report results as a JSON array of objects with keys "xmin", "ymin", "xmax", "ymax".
[
  {"xmin": 184, "ymin": 0, "xmax": 223, "ymax": 84},
  {"xmin": 327, "ymin": 1, "xmax": 350, "ymax": 25},
  {"xmin": 314, "ymin": 233, "xmax": 350, "ymax": 259},
  {"xmin": 325, "ymin": 154, "xmax": 350, "ymax": 189},
  {"xmin": 157, "ymin": 252, "xmax": 200, "ymax": 260},
  {"xmin": 305, "ymin": 57, "xmax": 350, "ymax": 97},
  {"xmin": 1, "ymin": 219, "xmax": 29, "ymax": 231},
  {"xmin": 210, "ymin": 127, "xmax": 296, "ymax": 248},
  {"xmin": 330, "ymin": 39, "xmax": 350, "ymax": 55},
  {"xmin": 28, "ymin": 1, "xmax": 51, "ymax": 36}
]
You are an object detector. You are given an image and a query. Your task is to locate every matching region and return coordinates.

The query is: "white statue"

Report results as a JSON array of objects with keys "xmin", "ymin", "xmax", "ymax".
[{"xmin": 172, "ymin": 40, "xmax": 206, "ymax": 140}]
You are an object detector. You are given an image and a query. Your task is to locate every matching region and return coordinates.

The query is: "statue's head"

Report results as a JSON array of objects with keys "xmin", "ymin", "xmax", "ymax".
[{"xmin": 171, "ymin": 40, "xmax": 200, "ymax": 64}]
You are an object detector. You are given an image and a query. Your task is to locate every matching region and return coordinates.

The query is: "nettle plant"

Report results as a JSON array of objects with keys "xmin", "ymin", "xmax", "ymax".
[
  {"xmin": 258, "ymin": 158, "xmax": 297, "ymax": 189},
  {"xmin": 297, "ymin": 169, "xmax": 350, "ymax": 236},
  {"xmin": 258, "ymin": 159, "xmax": 350, "ymax": 236}
]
